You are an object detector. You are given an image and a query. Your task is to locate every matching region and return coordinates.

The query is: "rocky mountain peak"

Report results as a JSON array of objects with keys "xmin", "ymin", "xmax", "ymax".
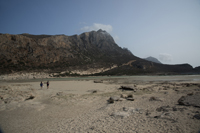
[{"xmin": 97, "ymin": 29, "xmax": 111, "ymax": 36}]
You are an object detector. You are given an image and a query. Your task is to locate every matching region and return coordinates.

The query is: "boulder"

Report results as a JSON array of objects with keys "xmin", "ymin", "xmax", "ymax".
[
  {"xmin": 119, "ymin": 86, "xmax": 135, "ymax": 91},
  {"xmin": 149, "ymin": 96, "xmax": 162, "ymax": 101},
  {"xmin": 193, "ymin": 114, "xmax": 200, "ymax": 120},
  {"xmin": 178, "ymin": 93, "xmax": 200, "ymax": 108},
  {"xmin": 107, "ymin": 97, "xmax": 120, "ymax": 104}
]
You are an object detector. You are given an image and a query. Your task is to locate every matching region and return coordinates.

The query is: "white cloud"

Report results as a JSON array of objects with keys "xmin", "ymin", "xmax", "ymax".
[
  {"xmin": 159, "ymin": 53, "xmax": 173, "ymax": 62},
  {"xmin": 80, "ymin": 23, "xmax": 113, "ymax": 33},
  {"xmin": 114, "ymin": 35, "xmax": 120, "ymax": 43}
]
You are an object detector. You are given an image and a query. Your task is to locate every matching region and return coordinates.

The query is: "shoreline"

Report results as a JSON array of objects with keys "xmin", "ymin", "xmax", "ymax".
[{"xmin": 1, "ymin": 75, "xmax": 200, "ymax": 83}]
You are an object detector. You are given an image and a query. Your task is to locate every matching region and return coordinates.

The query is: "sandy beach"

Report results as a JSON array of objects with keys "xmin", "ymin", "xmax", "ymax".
[{"xmin": 0, "ymin": 75, "xmax": 200, "ymax": 133}]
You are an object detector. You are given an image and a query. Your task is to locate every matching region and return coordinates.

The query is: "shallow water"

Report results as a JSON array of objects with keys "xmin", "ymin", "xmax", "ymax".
[{"xmin": 5, "ymin": 75, "xmax": 200, "ymax": 83}]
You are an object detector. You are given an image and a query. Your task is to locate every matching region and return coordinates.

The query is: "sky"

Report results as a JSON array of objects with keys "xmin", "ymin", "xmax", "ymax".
[{"xmin": 0, "ymin": 0, "xmax": 200, "ymax": 67}]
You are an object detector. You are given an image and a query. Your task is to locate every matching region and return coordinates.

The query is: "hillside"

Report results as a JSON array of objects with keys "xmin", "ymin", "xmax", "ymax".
[
  {"xmin": 0, "ymin": 30, "xmax": 137, "ymax": 74},
  {"xmin": 0, "ymin": 30, "xmax": 197, "ymax": 75}
]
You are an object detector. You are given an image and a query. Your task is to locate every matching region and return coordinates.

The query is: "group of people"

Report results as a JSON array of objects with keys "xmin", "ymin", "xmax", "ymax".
[{"xmin": 40, "ymin": 81, "xmax": 49, "ymax": 89}]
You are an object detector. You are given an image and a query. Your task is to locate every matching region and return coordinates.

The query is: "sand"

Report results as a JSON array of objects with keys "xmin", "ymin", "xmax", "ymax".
[{"xmin": 0, "ymin": 76, "xmax": 200, "ymax": 133}]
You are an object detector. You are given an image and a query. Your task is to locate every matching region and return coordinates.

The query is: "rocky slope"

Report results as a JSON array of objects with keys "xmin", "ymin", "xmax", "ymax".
[
  {"xmin": 0, "ymin": 30, "xmax": 136, "ymax": 74},
  {"xmin": 0, "ymin": 30, "xmax": 197, "ymax": 75}
]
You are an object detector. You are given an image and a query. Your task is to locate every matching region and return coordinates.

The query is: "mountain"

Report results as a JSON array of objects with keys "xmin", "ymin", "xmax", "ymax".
[
  {"xmin": 0, "ymin": 30, "xmax": 197, "ymax": 75},
  {"xmin": 0, "ymin": 30, "xmax": 137, "ymax": 74},
  {"xmin": 144, "ymin": 56, "xmax": 162, "ymax": 64}
]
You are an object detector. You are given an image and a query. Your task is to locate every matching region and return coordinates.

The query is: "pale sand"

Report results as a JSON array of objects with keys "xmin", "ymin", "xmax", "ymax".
[{"xmin": 0, "ymin": 76, "xmax": 200, "ymax": 133}]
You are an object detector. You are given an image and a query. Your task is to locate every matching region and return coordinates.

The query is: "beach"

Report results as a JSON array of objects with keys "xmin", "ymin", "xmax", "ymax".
[{"xmin": 0, "ymin": 75, "xmax": 200, "ymax": 133}]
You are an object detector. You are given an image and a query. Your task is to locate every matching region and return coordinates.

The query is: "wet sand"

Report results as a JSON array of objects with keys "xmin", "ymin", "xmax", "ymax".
[{"xmin": 0, "ymin": 75, "xmax": 200, "ymax": 133}]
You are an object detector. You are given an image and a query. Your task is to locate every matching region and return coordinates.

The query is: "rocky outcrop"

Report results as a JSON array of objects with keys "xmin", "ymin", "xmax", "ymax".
[{"xmin": 178, "ymin": 93, "xmax": 200, "ymax": 108}]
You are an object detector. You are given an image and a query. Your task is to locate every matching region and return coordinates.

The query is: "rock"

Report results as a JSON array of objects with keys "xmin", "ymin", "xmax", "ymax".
[
  {"xmin": 92, "ymin": 90, "xmax": 97, "ymax": 93},
  {"xmin": 107, "ymin": 96, "xmax": 124, "ymax": 103},
  {"xmin": 172, "ymin": 107, "xmax": 178, "ymax": 111},
  {"xmin": 119, "ymin": 86, "xmax": 135, "ymax": 91},
  {"xmin": 107, "ymin": 98, "xmax": 114, "ymax": 104},
  {"xmin": 146, "ymin": 110, "xmax": 151, "ymax": 116},
  {"xmin": 121, "ymin": 94, "xmax": 128, "ymax": 98},
  {"xmin": 94, "ymin": 80, "xmax": 103, "ymax": 83},
  {"xmin": 149, "ymin": 96, "xmax": 162, "ymax": 101},
  {"xmin": 156, "ymin": 106, "xmax": 170, "ymax": 112},
  {"xmin": 187, "ymin": 92, "xmax": 193, "ymax": 96},
  {"xmin": 126, "ymin": 98, "xmax": 134, "ymax": 101},
  {"xmin": 127, "ymin": 94, "xmax": 133, "ymax": 98},
  {"xmin": 123, "ymin": 107, "xmax": 129, "ymax": 112},
  {"xmin": 25, "ymin": 95, "xmax": 35, "ymax": 101},
  {"xmin": 193, "ymin": 114, "xmax": 200, "ymax": 120},
  {"xmin": 178, "ymin": 93, "xmax": 200, "ymax": 108},
  {"xmin": 154, "ymin": 115, "xmax": 161, "ymax": 118}
]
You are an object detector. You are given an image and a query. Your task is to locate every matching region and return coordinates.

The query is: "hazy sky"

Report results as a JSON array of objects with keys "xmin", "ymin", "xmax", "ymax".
[{"xmin": 1, "ymin": 0, "xmax": 200, "ymax": 67}]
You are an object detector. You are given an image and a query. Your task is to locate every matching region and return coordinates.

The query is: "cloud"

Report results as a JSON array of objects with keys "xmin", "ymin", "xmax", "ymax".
[
  {"xmin": 80, "ymin": 23, "xmax": 113, "ymax": 33},
  {"xmin": 159, "ymin": 53, "xmax": 173, "ymax": 62},
  {"xmin": 113, "ymin": 35, "xmax": 120, "ymax": 43}
]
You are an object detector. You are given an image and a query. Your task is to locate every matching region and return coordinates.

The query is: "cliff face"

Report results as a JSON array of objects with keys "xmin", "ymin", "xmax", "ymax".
[{"xmin": 0, "ymin": 30, "xmax": 135, "ymax": 74}]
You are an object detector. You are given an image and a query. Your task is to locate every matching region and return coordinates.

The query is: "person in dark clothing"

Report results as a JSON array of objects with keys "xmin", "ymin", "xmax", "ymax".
[
  {"xmin": 47, "ymin": 81, "xmax": 49, "ymax": 89},
  {"xmin": 40, "ymin": 81, "xmax": 43, "ymax": 89}
]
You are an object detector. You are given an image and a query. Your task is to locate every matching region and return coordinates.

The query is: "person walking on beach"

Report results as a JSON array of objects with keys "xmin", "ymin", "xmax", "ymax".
[
  {"xmin": 47, "ymin": 81, "xmax": 49, "ymax": 89},
  {"xmin": 40, "ymin": 81, "xmax": 43, "ymax": 89}
]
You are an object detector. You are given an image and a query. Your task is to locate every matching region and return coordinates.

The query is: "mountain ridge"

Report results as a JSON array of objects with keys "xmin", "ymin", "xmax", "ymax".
[{"xmin": 0, "ymin": 30, "xmax": 198, "ymax": 75}]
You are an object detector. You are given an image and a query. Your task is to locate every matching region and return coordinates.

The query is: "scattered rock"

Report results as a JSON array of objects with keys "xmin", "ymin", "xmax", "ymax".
[
  {"xmin": 154, "ymin": 115, "xmax": 161, "ymax": 118},
  {"xmin": 187, "ymin": 92, "xmax": 193, "ymax": 96},
  {"xmin": 127, "ymin": 94, "xmax": 133, "ymax": 98},
  {"xmin": 149, "ymin": 96, "xmax": 162, "ymax": 101},
  {"xmin": 156, "ymin": 106, "xmax": 170, "ymax": 112},
  {"xmin": 107, "ymin": 97, "xmax": 121, "ymax": 104},
  {"xmin": 126, "ymin": 98, "xmax": 134, "ymax": 101},
  {"xmin": 146, "ymin": 110, "xmax": 151, "ymax": 116},
  {"xmin": 193, "ymin": 114, "xmax": 200, "ymax": 120},
  {"xmin": 107, "ymin": 98, "xmax": 114, "ymax": 104},
  {"xmin": 25, "ymin": 95, "xmax": 35, "ymax": 101},
  {"xmin": 119, "ymin": 86, "xmax": 135, "ymax": 91},
  {"xmin": 92, "ymin": 90, "xmax": 97, "ymax": 93},
  {"xmin": 94, "ymin": 80, "xmax": 103, "ymax": 83},
  {"xmin": 178, "ymin": 93, "xmax": 200, "ymax": 108},
  {"xmin": 172, "ymin": 107, "xmax": 178, "ymax": 111}
]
